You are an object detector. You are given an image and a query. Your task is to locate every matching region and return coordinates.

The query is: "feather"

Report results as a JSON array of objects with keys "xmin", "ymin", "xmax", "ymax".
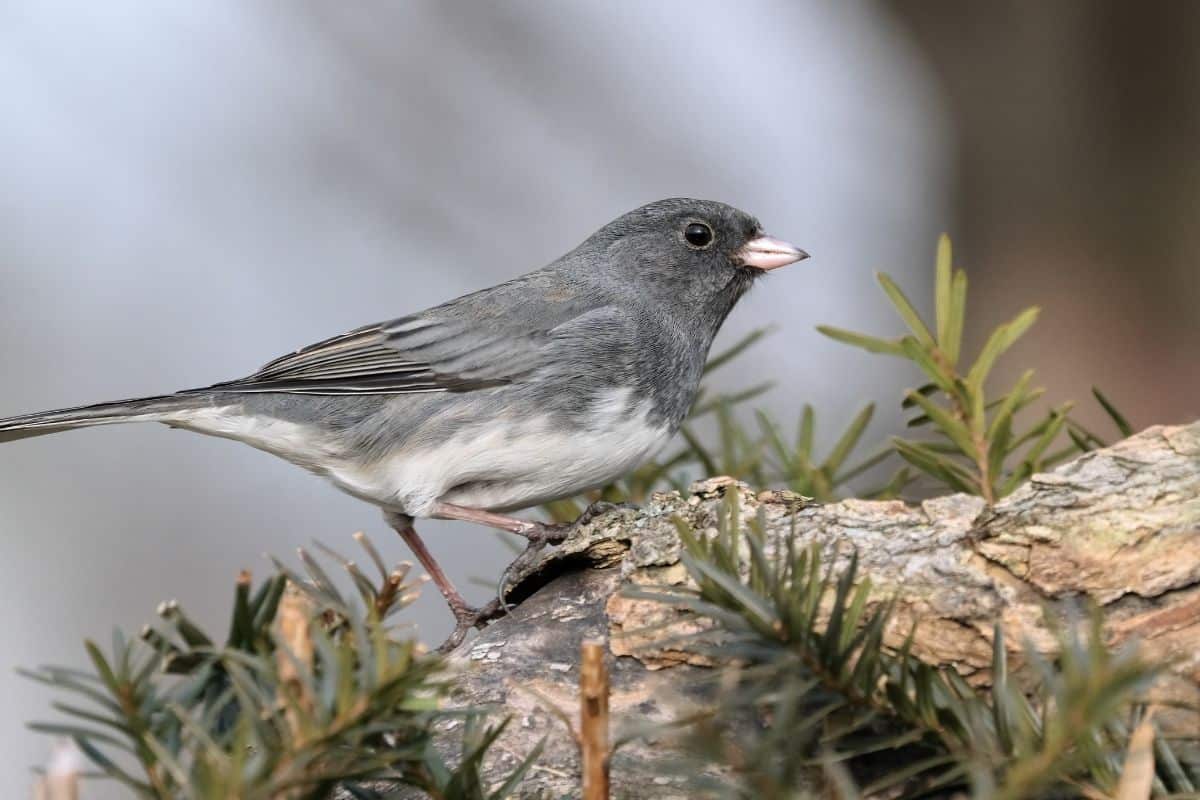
[{"xmin": 188, "ymin": 278, "xmax": 594, "ymax": 396}]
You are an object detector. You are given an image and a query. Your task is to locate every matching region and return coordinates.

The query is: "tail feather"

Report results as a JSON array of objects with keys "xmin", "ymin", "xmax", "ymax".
[{"xmin": 0, "ymin": 395, "xmax": 204, "ymax": 442}]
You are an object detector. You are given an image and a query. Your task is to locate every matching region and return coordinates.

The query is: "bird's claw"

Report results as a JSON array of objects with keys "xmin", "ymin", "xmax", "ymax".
[
  {"xmin": 436, "ymin": 597, "xmax": 506, "ymax": 653},
  {"xmin": 493, "ymin": 523, "xmax": 565, "ymax": 615},
  {"xmin": 493, "ymin": 500, "xmax": 635, "ymax": 613}
]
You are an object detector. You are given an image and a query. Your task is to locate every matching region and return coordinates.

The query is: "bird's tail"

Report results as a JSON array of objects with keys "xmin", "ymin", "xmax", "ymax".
[{"xmin": 0, "ymin": 395, "xmax": 207, "ymax": 443}]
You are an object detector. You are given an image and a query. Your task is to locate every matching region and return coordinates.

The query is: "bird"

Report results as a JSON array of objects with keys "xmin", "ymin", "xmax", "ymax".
[{"xmin": 0, "ymin": 198, "xmax": 807, "ymax": 649}]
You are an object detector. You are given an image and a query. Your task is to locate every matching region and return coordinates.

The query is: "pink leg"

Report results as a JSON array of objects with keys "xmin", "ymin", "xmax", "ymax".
[
  {"xmin": 431, "ymin": 502, "xmax": 545, "ymax": 537},
  {"xmin": 383, "ymin": 511, "xmax": 502, "ymax": 651}
]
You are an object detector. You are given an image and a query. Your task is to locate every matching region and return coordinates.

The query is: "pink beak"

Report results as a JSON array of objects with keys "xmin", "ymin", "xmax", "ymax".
[{"xmin": 737, "ymin": 234, "xmax": 809, "ymax": 270}]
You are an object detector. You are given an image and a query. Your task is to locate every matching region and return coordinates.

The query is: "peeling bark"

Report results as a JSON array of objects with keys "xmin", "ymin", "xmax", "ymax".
[{"xmin": 394, "ymin": 422, "xmax": 1200, "ymax": 797}]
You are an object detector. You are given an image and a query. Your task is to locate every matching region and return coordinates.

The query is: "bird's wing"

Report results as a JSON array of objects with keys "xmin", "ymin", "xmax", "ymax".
[{"xmin": 189, "ymin": 282, "xmax": 607, "ymax": 396}]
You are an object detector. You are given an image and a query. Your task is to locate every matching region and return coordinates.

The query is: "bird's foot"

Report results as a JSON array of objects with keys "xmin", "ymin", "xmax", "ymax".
[
  {"xmin": 493, "ymin": 522, "xmax": 569, "ymax": 612},
  {"xmin": 493, "ymin": 499, "xmax": 636, "ymax": 612},
  {"xmin": 436, "ymin": 596, "xmax": 507, "ymax": 653}
]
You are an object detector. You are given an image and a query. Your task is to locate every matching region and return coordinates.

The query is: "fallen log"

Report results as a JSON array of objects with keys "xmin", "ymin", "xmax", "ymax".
[{"xmin": 398, "ymin": 422, "xmax": 1200, "ymax": 797}]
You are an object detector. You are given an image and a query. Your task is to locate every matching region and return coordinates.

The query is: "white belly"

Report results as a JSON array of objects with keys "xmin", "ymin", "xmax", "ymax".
[{"xmin": 329, "ymin": 388, "xmax": 673, "ymax": 516}]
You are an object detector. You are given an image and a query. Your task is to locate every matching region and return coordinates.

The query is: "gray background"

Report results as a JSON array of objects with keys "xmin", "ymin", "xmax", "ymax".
[{"xmin": 2, "ymin": 1, "xmax": 1196, "ymax": 790}]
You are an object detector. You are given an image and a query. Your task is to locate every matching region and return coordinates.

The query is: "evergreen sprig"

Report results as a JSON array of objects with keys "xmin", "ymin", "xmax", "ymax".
[
  {"xmin": 23, "ymin": 534, "xmax": 538, "ymax": 799},
  {"xmin": 631, "ymin": 494, "xmax": 1197, "ymax": 798},
  {"xmin": 819, "ymin": 236, "xmax": 1132, "ymax": 502},
  {"xmin": 754, "ymin": 403, "xmax": 910, "ymax": 501}
]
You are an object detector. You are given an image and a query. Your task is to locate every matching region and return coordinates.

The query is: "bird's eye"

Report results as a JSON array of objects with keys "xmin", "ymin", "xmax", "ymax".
[{"xmin": 684, "ymin": 222, "xmax": 714, "ymax": 248}]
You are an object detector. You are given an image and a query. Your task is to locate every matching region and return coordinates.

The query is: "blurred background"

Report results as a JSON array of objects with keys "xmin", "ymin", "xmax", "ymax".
[{"xmin": 1, "ymin": 0, "xmax": 1196, "ymax": 787}]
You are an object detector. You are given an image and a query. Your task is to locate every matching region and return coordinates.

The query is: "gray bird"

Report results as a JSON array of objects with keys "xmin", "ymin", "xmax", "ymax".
[{"xmin": 0, "ymin": 198, "xmax": 807, "ymax": 648}]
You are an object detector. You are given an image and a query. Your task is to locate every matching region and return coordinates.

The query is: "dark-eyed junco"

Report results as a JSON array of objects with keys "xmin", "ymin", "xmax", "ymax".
[{"xmin": 0, "ymin": 198, "xmax": 807, "ymax": 648}]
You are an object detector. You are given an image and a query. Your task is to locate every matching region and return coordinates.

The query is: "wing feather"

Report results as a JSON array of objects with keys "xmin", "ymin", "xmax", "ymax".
[{"xmin": 189, "ymin": 277, "xmax": 605, "ymax": 396}]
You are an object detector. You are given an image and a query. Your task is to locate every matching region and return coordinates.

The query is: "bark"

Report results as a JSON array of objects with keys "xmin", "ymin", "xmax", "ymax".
[{"xmin": 400, "ymin": 422, "xmax": 1200, "ymax": 798}]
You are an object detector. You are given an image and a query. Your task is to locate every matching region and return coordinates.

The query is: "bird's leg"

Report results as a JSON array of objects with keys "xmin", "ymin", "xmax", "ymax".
[
  {"xmin": 431, "ymin": 500, "xmax": 636, "ymax": 610},
  {"xmin": 383, "ymin": 511, "xmax": 503, "ymax": 652},
  {"xmin": 430, "ymin": 503, "xmax": 561, "ymax": 539}
]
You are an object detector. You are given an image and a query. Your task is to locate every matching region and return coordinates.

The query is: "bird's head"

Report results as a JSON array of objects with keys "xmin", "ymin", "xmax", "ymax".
[{"xmin": 576, "ymin": 198, "xmax": 808, "ymax": 308}]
